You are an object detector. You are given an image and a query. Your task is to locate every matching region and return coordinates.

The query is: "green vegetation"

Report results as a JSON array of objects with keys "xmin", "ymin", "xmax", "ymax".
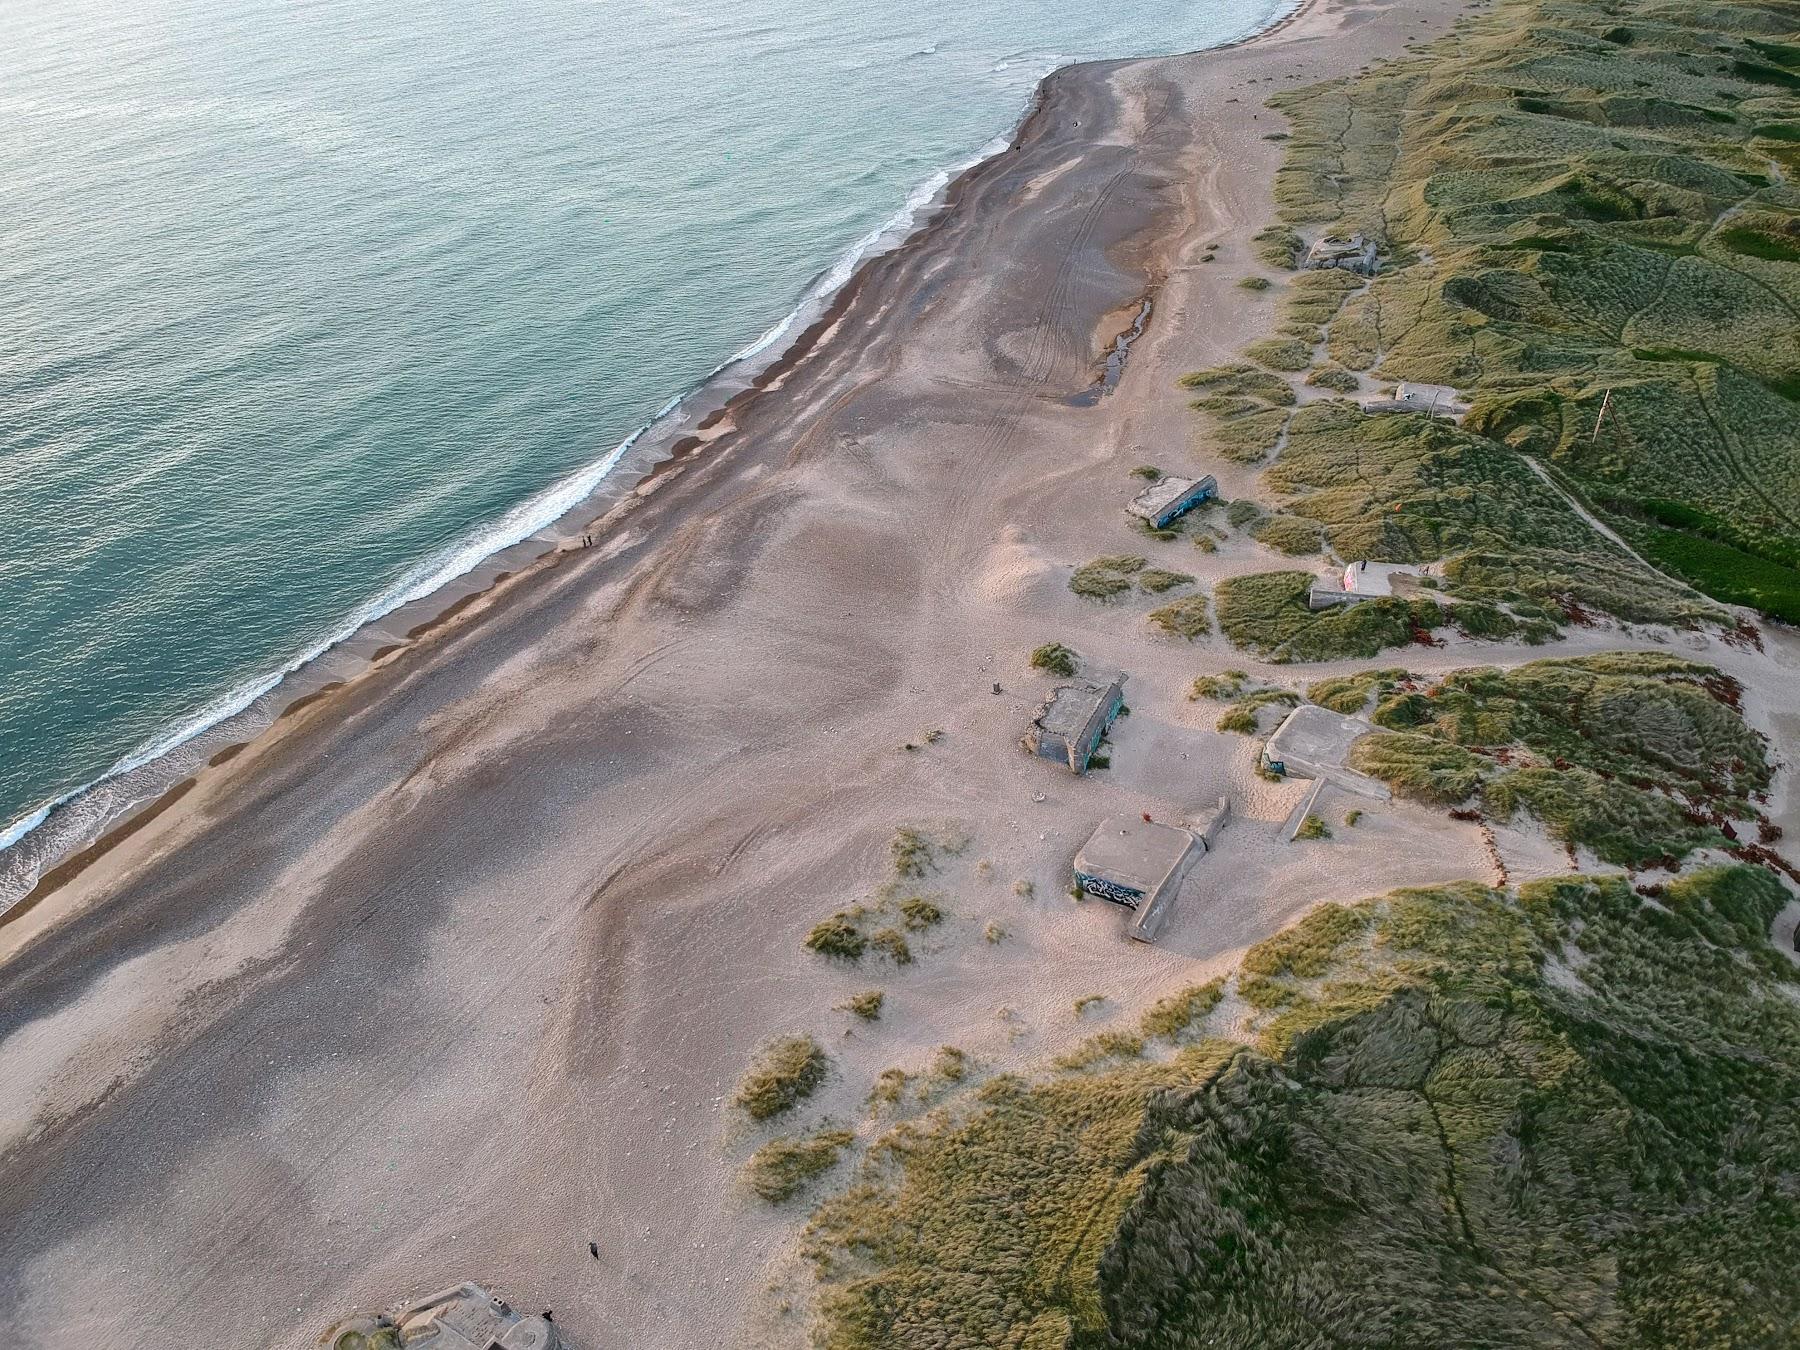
[
  {"xmin": 808, "ymin": 866, "xmax": 1800, "ymax": 1346},
  {"xmin": 1294, "ymin": 812, "xmax": 1332, "ymax": 840},
  {"xmin": 1245, "ymin": 336, "xmax": 1313, "ymax": 371},
  {"xmin": 1137, "ymin": 980, "xmax": 1226, "ymax": 1041},
  {"xmin": 1305, "ymin": 364, "xmax": 1361, "ymax": 392},
  {"xmin": 840, "ymin": 991, "xmax": 884, "ymax": 1022},
  {"xmin": 983, "ymin": 920, "xmax": 1006, "ymax": 944},
  {"xmin": 1070, "ymin": 554, "xmax": 1147, "ymax": 599},
  {"xmin": 806, "ymin": 911, "xmax": 869, "ymax": 961},
  {"xmin": 734, "ymin": 1035, "xmax": 829, "ymax": 1122},
  {"xmin": 1237, "ymin": 275, "xmax": 1273, "ymax": 291},
  {"xmin": 1131, "ymin": 464, "xmax": 1162, "ymax": 481},
  {"xmin": 1216, "ymin": 686, "xmax": 1299, "ymax": 736},
  {"xmin": 746, "ymin": 1128, "xmax": 856, "ymax": 1203},
  {"xmin": 1349, "ymin": 654, "xmax": 1771, "ymax": 865},
  {"xmin": 1252, "ymin": 224, "xmax": 1302, "ymax": 268},
  {"xmin": 1248, "ymin": 511, "xmax": 1324, "ymax": 554},
  {"xmin": 333, "ymin": 1332, "xmax": 402, "ymax": 1350},
  {"xmin": 1351, "ymin": 730, "xmax": 1487, "ymax": 804},
  {"xmin": 1344, "ymin": 808, "xmax": 1363, "ymax": 827},
  {"xmin": 1187, "ymin": 670, "xmax": 1249, "ymax": 700},
  {"xmin": 1305, "ymin": 666, "xmax": 1411, "ymax": 714},
  {"xmin": 1215, "ymin": 570, "xmax": 1442, "ymax": 662},
  {"xmin": 898, "ymin": 896, "xmax": 943, "ymax": 931},
  {"xmin": 1182, "ymin": 363, "xmax": 1297, "ymax": 464},
  {"xmin": 1261, "ymin": 0, "xmax": 1800, "ymax": 622},
  {"xmin": 1147, "ymin": 593, "xmax": 1210, "ymax": 639},
  {"xmin": 1029, "ymin": 642, "xmax": 1079, "ymax": 678}
]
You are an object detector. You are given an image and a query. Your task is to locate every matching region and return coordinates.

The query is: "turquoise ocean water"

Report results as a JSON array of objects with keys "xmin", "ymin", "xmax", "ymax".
[{"xmin": 0, "ymin": 0, "xmax": 1285, "ymax": 892}]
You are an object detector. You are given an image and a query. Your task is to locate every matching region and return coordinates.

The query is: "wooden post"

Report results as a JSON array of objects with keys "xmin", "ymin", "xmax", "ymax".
[{"xmin": 1590, "ymin": 389, "xmax": 1613, "ymax": 444}]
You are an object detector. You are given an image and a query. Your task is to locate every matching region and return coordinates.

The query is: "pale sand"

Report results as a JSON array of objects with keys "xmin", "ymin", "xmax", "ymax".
[{"xmin": 3, "ymin": 0, "xmax": 1799, "ymax": 1346}]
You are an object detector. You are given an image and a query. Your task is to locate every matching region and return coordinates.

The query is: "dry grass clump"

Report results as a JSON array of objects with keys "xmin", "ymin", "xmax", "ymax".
[
  {"xmin": 745, "ymin": 1127, "xmax": 855, "ymax": 1203},
  {"xmin": 839, "ymin": 990, "xmax": 884, "ymax": 1021},
  {"xmin": 805, "ymin": 910, "xmax": 869, "ymax": 961},
  {"xmin": 734, "ymin": 1036, "xmax": 829, "ymax": 1122},
  {"xmin": 870, "ymin": 928, "xmax": 913, "ymax": 966},
  {"xmin": 1029, "ymin": 642, "xmax": 1078, "ymax": 677},
  {"xmin": 1295, "ymin": 812, "xmax": 1332, "ymax": 840},
  {"xmin": 1136, "ymin": 567, "xmax": 1194, "ymax": 594},
  {"xmin": 1189, "ymin": 670, "xmax": 1249, "ymax": 701},
  {"xmin": 1306, "ymin": 364, "xmax": 1362, "ymax": 392},
  {"xmin": 931, "ymin": 1045, "xmax": 970, "ymax": 1084},
  {"xmin": 1138, "ymin": 979, "xmax": 1226, "ymax": 1040},
  {"xmin": 1238, "ymin": 275, "xmax": 1274, "ymax": 291},
  {"xmin": 898, "ymin": 896, "xmax": 943, "ymax": 931},
  {"xmin": 1149, "ymin": 594, "xmax": 1211, "ymax": 639},
  {"xmin": 1306, "ymin": 667, "xmax": 1412, "ymax": 714},
  {"xmin": 1070, "ymin": 555, "xmax": 1147, "ymax": 600}
]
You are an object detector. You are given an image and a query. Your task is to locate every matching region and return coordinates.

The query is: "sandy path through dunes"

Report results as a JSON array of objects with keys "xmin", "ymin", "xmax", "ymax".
[{"xmin": 0, "ymin": 1, "xmax": 1701, "ymax": 1347}]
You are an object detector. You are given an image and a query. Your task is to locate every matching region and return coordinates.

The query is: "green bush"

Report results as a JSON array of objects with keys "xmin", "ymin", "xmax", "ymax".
[{"xmin": 1029, "ymin": 642, "xmax": 1078, "ymax": 678}]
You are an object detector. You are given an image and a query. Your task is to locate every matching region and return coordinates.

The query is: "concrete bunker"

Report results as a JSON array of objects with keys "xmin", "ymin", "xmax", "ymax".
[
  {"xmin": 1364, "ymin": 380, "xmax": 1467, "ymax": 420},
  {"xmin": 1073, "ymin": 798, "xmax": 1230, "ymax": 943},
  {"xmin": 1126, "ymin": 473, "xmax": 1218, "ymax": 530},
  {"xmin": 1023, "ymin": 674, "xmax": 1124, "ymax": 774},
  {"xmin": 1262, "ymin": 704, "xmax": 1392, "ymax": 800},
  {"xmin": 1307, "ymin": 560, "xmax": 1420, "ymax": 611},
  {"xmin": 1302, "ymin": 231, "xmax": 1378, "ymax": 275},
  {"xmin": 328, "ymin": 1283, "xmax": 564, "ymax": 1350}
]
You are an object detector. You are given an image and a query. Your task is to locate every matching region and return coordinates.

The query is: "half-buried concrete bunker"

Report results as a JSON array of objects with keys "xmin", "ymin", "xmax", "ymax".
[{"xmin": 1023, "ymin": 674, "xmax": 1125, "ymax": 773}]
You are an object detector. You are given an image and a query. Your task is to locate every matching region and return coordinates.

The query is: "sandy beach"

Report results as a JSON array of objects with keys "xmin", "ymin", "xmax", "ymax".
[{"xmin": 4, "ymin": 0, "xmax": 1797, "ymax": 1345}]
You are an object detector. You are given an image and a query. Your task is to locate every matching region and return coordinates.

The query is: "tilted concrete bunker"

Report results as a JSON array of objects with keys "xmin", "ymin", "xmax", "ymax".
[
  {"xmin": 1023, "ymin": 674, "xmax": 1125, "ymax": 773},
  {"xmin": 328, "ymin": 1283, "xmax": 564, "ymax": 1350}
]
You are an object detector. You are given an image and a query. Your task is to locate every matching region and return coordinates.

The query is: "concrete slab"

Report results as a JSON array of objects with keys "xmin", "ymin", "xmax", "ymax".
[{"xmin": 1263, "ymin": 704, "xmax": 1392, "ymax": 801}]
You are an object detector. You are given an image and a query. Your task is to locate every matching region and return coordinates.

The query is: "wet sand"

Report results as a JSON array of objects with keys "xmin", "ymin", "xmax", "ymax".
[{"xmin": 4, "ymin": 0, "xmax": 1759, "ymax": 1346}]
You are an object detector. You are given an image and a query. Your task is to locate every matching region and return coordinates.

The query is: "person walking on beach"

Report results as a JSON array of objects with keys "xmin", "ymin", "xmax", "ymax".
[{"xmin": 588, "ymin": 1240, "xmax": 599, "ymax": 1260}]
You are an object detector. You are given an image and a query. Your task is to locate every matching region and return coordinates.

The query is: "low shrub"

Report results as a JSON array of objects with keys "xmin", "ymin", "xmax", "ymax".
[{"xmin": 1030, "ymin": 642, "xmax": 1079, "ymax": 678}]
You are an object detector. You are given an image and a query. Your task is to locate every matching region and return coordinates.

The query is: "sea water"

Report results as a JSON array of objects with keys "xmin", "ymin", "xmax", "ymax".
[{"xmin": 0, "ymin": 0, "xmax": 1287, "ymax": 890}]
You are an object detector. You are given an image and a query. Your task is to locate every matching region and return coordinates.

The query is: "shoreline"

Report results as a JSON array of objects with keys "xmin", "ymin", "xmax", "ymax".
[{"xmin": 0, "ymin": 0, "xmax": 1307, "ymax": 922}]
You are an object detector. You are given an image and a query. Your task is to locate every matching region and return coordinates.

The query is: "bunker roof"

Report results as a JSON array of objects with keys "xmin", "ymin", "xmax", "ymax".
[
  {"xmin": 1074, "ymin": 815, "xmax": 1197, "ymax": 894},
  {"xmin": 1034, "ymin": 676, "xmax": 1122, "ymax": 740}
]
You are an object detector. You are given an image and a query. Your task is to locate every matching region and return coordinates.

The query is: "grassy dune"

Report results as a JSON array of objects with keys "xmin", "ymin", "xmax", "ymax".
[
  {"xmin": 807, "ymin": 867, "xmax": 1800, "ymax": 1347},
  {"xmin": 1264, "ymin": 0, "xmax": 1800, "ymax": 620},
  {"xmin": 1348, "ymin": 653, "xmax": 1771, "ymax": 865}
]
